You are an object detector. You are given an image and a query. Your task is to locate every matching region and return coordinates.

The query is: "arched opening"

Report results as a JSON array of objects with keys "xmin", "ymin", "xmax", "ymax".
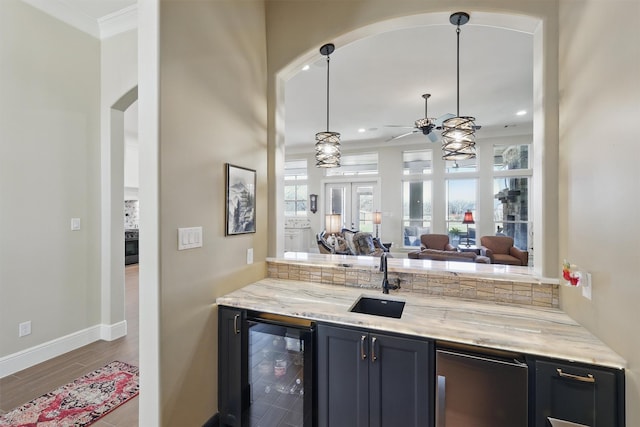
[
  {"xmin": 102, "ymin": 86, "xmax": 138, "ymax": 338},
  {"xmin": 271, "ymin": 11, "xmax": 557, "ymax": 276}
]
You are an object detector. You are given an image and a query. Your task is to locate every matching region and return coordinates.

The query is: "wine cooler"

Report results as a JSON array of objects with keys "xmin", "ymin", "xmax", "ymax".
[{"xmin": 219, "ymin": 307, "xmax": 316, "ymax": 427}]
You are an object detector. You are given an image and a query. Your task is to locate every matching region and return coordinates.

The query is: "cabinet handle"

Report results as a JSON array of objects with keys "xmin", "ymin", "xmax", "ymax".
[
  {"xmin": 233, "ymin": 314, "xmax": 240, "ymax": 335},
  {"xmin": 360, "ymin": 335, "xmax": 367, "ymax": 360},
  {"xmin": 556, "ymin": 368, "xmax": 595, "ymax": 383},
  {"xmin": 436, "ymin": 375, "xmax": 446, "ymax": 427},
  {"xmin": 371, "ymin": 337, "xmax": 378, "ymax": 362}
]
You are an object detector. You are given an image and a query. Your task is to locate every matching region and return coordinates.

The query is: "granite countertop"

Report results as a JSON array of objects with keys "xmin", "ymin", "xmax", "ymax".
[{"xmin": 216, "ymin": 277, "xmax": 626, "ymax": 369}]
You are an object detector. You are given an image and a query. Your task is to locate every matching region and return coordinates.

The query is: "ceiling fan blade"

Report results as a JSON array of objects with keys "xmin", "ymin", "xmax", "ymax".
[
  {"xmin": 427, "ymin": 131, "xmax": 439, "ymax": 142},
  {"xmin": 384, "ymin": 125, "xmax": 415, "ymax": 128},
  {"xmin": 386, "ymin": 130, "xmax": 417, "ymax": 142}
]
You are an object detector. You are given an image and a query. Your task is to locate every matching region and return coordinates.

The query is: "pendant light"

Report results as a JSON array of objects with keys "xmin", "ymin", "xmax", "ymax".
[
  {"xmin": 442, "ymin": 12, "xmax": 477, "ymax": 160},
  {"xmin": 315, "ymin": 43, "xmax": 341, "ymax": 168}
]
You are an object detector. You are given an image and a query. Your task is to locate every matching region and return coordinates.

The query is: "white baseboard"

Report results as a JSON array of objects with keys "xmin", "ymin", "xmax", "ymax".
[{"xmin": 0, "ymin": 320, "xmax": 128, "ymax": 378}]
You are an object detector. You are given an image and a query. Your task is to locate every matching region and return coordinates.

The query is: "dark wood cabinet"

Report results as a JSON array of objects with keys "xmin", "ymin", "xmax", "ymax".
[
  {"xmin": 218, "ymin": 306, "xmax": 246, "ymax": 427},
  {"xmin": 317, "ymin": 323, "xmax": 433, "ymax": 427},
  {"xmin": 534, "ymin": 358, "xmax": 624, "ymax": 427}
]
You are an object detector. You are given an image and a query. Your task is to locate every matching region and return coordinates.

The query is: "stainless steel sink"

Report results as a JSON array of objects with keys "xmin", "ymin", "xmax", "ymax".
[{"xmin": 350, "ymin": 296, "xmax": 405, "ymax": 319}]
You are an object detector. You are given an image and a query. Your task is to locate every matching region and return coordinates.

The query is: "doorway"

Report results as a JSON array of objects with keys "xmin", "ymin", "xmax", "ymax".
[{"xmin": 324, "ymin": 181, "xmax": 380, "ymax": 233}]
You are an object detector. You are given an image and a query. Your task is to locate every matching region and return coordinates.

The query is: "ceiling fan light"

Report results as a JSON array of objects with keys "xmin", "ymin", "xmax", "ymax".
[{"xmin": 414, "ymin": 117, "xmax": 435, "ymax": 134}]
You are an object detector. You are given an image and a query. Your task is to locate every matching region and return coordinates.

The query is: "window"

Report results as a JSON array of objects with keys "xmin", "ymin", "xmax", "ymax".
[
  {"xmin": 446, "ymin": 179, "xmax": 477, "ymax": 246},
  {"xmin": 492, "ymin": 143, "xmax": 532, "ymax": 250},
  {"xmin": 284, "ymin": 160, "xmax": 308, "ymax": 217},
  {"xmin": 494, "ymin": 143, "xmax": 530, "ymax": 171},
  {"xmin": 402, "ymin": 181, "xmax": 432, "ymax": 247},
  {"xmin": 326, "ymin": 153, "xmax": 378, "ymax": 176},
  {"xmin": 403, "ymin": 149, "xmax": 432, "ymax": 175},
  {"xmin": 445, "ymin": 157, "xmax": 477, "ymax": 173},
  {"xmin": 494, "ymin": 176, "xmax": 530, "ymax": 250}
]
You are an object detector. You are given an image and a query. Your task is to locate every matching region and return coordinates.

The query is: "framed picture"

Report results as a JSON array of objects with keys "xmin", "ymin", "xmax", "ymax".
[{"xmin": 225, "ymin": 163, "xmax": 256, "ymax": 235}]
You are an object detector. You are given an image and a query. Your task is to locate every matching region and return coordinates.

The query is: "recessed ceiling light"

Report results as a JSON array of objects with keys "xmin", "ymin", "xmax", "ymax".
[
  {"xmin": 357, "ymin": 128, "xmax": 366, "ymax": 133},
  {"xmin": 516, "ymin": 110, "xmax": 527, "ymax": 116},
  {"xmin": 302, "ymin": 64, "xmax": 310, "ymax": 71}
]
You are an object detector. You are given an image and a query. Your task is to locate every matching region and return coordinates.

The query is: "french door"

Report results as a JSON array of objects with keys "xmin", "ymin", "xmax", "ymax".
[{"xmin": 324, "ymin": 181, "xmax": 379, "ymax": 233}]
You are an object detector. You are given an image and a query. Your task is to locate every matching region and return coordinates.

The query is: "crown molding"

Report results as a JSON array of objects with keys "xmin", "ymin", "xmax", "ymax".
[
  {"xmin": 19, "ymin": 0, "xmax": 137, "ymax": 39},
  {"xmin": 99, "ymin": 5, "xmax": 138, "ymax": 39}
]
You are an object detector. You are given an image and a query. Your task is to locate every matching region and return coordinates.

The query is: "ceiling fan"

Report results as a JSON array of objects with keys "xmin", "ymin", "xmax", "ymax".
[
  {"xmin": 386, "ymin": 94, "xmax": 454, "ymax": 142},
  {"xmin": 386, "ymin": 93, "xmax": 481, "ymax": 142}
]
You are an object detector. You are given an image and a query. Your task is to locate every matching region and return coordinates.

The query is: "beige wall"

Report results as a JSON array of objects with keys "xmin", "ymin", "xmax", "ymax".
[
  {"xmin": 0, "ymin": 0, "xmax": 101, "ymax": 356},
  {"xmin": 157, "ymin": 0, "xmax": 268, "ymax": 424},
  {"xmin": 558, "ymin": 1, "xmax": 640, "ymax": 425}
]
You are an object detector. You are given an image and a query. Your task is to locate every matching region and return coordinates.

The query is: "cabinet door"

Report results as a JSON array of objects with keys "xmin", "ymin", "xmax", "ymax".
[
  {"xmin": 369, "ymin": 332, "xmax": 432, "ymax": 427},
  {"xmin": 218, "ymin": 307, "xmax": 245, "ymax": 427},
  {"xmin": 535, "ymin": 359, "xmax": 622, "ymax": 427},
  {"xmin": 317, "ymin": 324, "xmax": 369, "ymax": 427}
]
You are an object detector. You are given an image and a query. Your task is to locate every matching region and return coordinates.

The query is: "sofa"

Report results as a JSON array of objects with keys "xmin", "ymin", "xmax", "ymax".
[
  {"xmin": 479, "ymin": 235, "xmax": 528, "ymax": 266},
  {"xmin": 417, "ymin": 234, "xmax": 456, "ymax": 251},
  {"xmin": 317, "ymin": 229, "xmax": 388, "ymax": 257},
  {"xmin": 408, "ymin": 248, "xmax": 490, "ymax": 263}
]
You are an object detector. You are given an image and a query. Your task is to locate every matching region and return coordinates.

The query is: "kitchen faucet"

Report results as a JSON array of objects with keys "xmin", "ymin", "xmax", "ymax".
[{"xmin": 379, "ymin": 252, "xmax": 400, "ymax": 294}]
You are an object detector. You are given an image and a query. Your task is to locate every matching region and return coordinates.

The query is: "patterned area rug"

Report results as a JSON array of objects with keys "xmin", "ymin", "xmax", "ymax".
[{"xmin": 0, "ymin": 361, "xmax": 139, "ymax": 427}]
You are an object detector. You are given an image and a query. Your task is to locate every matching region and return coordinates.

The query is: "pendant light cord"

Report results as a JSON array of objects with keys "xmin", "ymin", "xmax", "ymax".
[
  {"xmin": 326, "ymin": 54, "xmax": 331, "ymax": 132},
  {"xmin": 456, "ymin": 26, "xmax": 460, "ymax": 117}
]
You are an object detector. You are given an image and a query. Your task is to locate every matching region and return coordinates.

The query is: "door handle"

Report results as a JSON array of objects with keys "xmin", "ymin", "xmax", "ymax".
[
  {"xmin": 360, "ymin": 335, "xmax": 367, "ymax": 360},
  {"xmin": 371, "ymin": 336, "xmax": 377, "ymax": 362},
  {"xmin": 556, "ymin": 368, "xmax": 595, "ymax": 383},
  {"xmin": 233, "ymin": 314, "xmax": 240, "ymax": 335},
  {"xmin": 436, "ymin": 375, "xmax": 446, "ymax": 427}
]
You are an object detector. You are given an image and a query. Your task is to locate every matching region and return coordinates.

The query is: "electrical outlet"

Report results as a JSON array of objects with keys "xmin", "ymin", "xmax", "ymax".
[
  {"xmin": 247, "ymin": 248, "xmax": 253, "ymax": 265},
  {"xmin": 582, "ymin": 272, "xmax": 592, "ymax": 300},
  {"xmin": 19, "ymin": 321, "xmax": 31, "ymax": 337}
]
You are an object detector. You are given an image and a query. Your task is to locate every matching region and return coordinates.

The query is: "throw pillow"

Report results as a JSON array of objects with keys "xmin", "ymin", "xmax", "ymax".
[
  {"xmin": 342, "ymin": 230, "xmax": 357, "ymax": 255},
  {"xmin": 353, "ymin": 232, "xmax": 375, "ymax": 255}
]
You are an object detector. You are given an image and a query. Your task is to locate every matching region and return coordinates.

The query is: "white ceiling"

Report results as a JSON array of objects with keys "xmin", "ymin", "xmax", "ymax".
[
  {"xmin": 27, "ymin": 3, "xmax": 533, "ymax": 152},
  {"xmin": 285, "ymin": 18, "xmax": 534, "ymax": 150}
]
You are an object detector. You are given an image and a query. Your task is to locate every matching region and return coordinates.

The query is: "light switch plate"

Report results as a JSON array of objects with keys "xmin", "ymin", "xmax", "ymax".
[
  {"xmin": 247, "ymin": 248, "xmax": 253, "ymax": 264},
  {"xmin": 71, "ymin": 218, "xmax": 81, "ymax": 231},
  {"xmin": 178, "ymin": 227, "xmax": 203, "ymax": 250}
]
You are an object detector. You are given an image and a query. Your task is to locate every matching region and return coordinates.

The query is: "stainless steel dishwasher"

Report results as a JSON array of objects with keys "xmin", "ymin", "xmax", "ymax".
[{"xmin": 436, "ymin": 344, "xmax": 529, "ymax": 427}]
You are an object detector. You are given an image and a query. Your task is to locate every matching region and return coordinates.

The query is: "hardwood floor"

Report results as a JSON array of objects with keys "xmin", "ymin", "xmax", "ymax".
[{"xmin": 0, "ymin": 264, "xmax": 140, "ymax": 426}]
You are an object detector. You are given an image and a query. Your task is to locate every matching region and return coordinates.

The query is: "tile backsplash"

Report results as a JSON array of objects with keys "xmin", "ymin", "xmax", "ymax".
[{"xmin": 124, "ymin": 200, "xmax": 139, "ymax": 229}]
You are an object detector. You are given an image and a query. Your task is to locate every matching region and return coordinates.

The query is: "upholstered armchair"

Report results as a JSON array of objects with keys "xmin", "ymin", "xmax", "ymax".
[
  {"xmin": 419, "ymin": 234, "xmax": 457, "ymax": 252},
  {"xmin": 479, "ymin": 236, "xmax": 528, "ymax": 266}
]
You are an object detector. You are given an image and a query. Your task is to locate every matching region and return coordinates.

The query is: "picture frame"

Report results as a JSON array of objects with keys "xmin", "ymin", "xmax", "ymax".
[{"xmin": 225, "ymin": 163, "xmax": 256, "ymax": 235}]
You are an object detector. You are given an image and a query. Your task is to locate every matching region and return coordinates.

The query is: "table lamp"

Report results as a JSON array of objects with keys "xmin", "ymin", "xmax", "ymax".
[
  {"xmin": 325, "ymin": 213, "xmax": 342, "ymax": 236},
  {"xmin": 373, "ymin": 211, "xmax": 382, "ymax": 238},
  {"xmin": 462, "ymin": 210, "xmax": 475, "ymax": 247}
]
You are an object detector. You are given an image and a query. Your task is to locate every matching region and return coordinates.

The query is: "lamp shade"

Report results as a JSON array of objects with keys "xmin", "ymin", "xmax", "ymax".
[
  {"xmin": 325, "ymin": 214, "xmax": 342, "ymax": 234},
  {"xmin": 373, "ymin": 211, "xmax": 382, "ymax": 225},
  {"xmin": 462, "ymin": 210, "xmax": 475, "ymax": 224}
]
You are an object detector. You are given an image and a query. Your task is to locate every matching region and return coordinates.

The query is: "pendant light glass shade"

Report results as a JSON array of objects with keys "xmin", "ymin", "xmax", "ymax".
[
  {"xmin": 315, "ymin": 43, "xmax": 341, "ymax": 168},
  {"xmin": 315, "ymin": 131, "xmax": 341, "ymax": 167},
  {"xmin": 442, "ymin": 116, "xmax": 476, "ymax": 160},
  {"xmin": 442, "ymin": 12, "xmax": 476, "ymax": 161}
]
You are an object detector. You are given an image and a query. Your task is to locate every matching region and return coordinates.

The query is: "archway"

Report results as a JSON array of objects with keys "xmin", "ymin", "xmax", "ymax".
[
  {"xmin": 102, "ymin": 86, "xmax": 138, "ymax": 338},
  {"xmin": 271, "ymin": 10, "xmax": 557, "ymax": 277}
]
